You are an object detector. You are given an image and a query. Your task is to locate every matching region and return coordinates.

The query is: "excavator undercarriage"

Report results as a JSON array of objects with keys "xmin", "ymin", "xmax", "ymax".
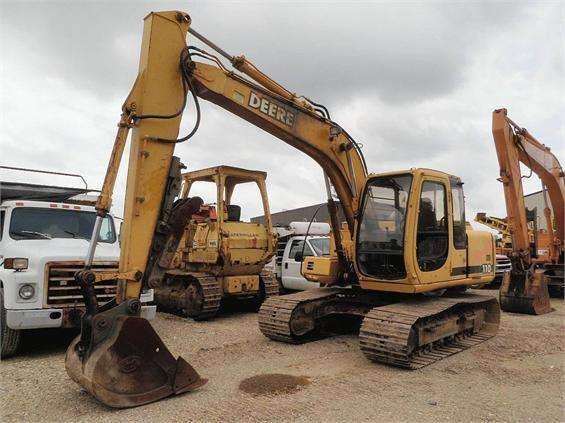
[{"xmin": 259, "ymin": 288, "xmax": 500, "ymax": 369}]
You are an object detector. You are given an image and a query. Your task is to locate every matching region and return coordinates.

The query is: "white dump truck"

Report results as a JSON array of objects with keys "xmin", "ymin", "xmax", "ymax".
[
  {"xmin": 0, "ymin": 167, "xmax": 155, "ymax": 358},
  {"xmin": 274, "ymin": 221, "xmax": 331, "ymax": 291}
]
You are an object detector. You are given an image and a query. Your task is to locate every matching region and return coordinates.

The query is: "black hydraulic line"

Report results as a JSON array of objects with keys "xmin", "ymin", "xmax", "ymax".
[
  {"xmin": 133, "ymin": 47, "xmax": 201, "ymax": 144},
  {"xmin": 305, "ymin": 97, "xmax": 331, "ymax": 120}
]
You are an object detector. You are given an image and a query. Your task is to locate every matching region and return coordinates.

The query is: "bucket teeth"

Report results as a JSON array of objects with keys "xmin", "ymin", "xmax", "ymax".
[{"xmin": 65, "ymin": 314, "xmax": 206, "ymax": 408}]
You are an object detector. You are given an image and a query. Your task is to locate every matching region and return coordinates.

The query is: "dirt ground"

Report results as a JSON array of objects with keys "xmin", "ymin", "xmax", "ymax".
[{"xmin": 1, "ymin": 289, "xmax": 563, "ymax": 422}]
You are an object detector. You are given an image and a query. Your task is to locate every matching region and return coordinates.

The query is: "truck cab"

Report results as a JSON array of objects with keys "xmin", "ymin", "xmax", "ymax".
[
  {"xmin": 0, "ymin": 179, "xmax": 155, "ymax": 358},
  {"xmin": 275, "ymin": 222, "xmax": 331, "ymax": 291}
]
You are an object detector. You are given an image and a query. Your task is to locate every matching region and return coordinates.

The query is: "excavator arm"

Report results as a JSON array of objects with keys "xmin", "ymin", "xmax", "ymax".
[
  {"xmin": 492, "ymin": 108, "xmax": 564, "ymax": 314},
  {"xmin": 66, "ymin": 10, "xmax": 368, "ymax": 408},
  {"xmin": 65, "ymin": 12, "xmax": 207, "ymax": 408}
]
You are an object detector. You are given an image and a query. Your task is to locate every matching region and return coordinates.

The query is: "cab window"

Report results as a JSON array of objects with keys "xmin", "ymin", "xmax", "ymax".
[
  {"xmin": 288, "ymin": 240, "xmax": 314, "ymax": 259},
  {"xmin": 309, "ymin": 238, "xmax": 330, "ymax": 256},
  {"xmin": 451, "ymin": 180, "xmax": 466, "ymax": 250},
  {"xmin": 417, "ymin": 181, "xmax": 448, "ymax": 271},
  {"xmin": 9, "ymin": 208, "xmax": 116, "ymax": 243},
  {"xmin": 356, "ymin": 174, "xmax": 412, "ymax": 279},
  {"xmin": 0, "ymin": 210, "xmax": 4, "ymax": 240}
]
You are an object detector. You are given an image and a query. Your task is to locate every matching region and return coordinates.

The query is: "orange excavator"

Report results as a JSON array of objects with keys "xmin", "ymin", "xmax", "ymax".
[
  {"xmin": 492, "ymin": 109, "xmax": 564, "ymax": 313},
  {"xmin": 66, "ymin": 11, "xmax": 500, "ymax": 408}
]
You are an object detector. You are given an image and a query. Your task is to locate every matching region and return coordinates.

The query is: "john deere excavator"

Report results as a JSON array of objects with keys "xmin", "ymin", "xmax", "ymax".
[
  {"xmin": 66, "ymin": 10, "xmax": 500, "ymax": 408},
  {"xmin": 492, "ymin": 109, "xmax": 564, "ymax": 313}
]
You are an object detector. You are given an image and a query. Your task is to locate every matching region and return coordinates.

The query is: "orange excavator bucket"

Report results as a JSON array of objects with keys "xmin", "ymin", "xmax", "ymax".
[
  {"xmin": 65, "ymin": 293, "xmax": 207, "ymax": 408},
  {"xmin": 499, "ymin": 268, "xmax": 551, "ymax": 315}
]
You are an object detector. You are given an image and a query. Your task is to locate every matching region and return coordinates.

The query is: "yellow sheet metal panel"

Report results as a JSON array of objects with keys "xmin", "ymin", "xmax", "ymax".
[
  {"xmin": 223, "ymin": 275, "xmax": 260, "ymax": 294},
  {"xmin": 120, "ymin": 12, "xmax": 190, "ymax": 300},
  {"xmin": 467, "ymin": 229, "xmax": 496, "ymax": 277},
  {"xmin": 302, "ymin": 256, "xmax": 339, "ymax": 284}
]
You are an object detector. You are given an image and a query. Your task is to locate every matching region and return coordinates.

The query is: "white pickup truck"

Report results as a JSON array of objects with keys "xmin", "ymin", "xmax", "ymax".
[
  {"xmin": 0, "ymin": 177, "xmax": 155, "ymax": 358},
  {"xmin": 274, "ymin": 222, "xmax": 331, "ymax": 291}
]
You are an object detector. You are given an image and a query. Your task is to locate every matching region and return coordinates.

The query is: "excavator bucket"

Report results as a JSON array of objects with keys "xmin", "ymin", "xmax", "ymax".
[
  {"xmin": 499, "ymin": 268, "xmax": 551, "ymax": 315},
  {"xmin": 65, "ymin": 298, "xmax": 206, "ymax": 408}
]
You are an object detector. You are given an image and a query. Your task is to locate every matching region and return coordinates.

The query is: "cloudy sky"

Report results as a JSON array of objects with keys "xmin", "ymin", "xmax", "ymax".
[{"xmin": 1, "ymin": 1, "xmax": 563, "ymax": 230}]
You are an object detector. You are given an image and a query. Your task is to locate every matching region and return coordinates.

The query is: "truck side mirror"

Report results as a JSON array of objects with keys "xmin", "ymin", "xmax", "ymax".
[{"xmin": 294, "ymin": 252, "xmax": 304, "ymax": 262}]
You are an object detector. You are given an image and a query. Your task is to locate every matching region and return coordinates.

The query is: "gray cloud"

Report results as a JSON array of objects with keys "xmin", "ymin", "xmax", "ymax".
[
  {"xmin": 1, "ymin": 1, "xmax": 529, "ymax": 104},
  {"xmin": 1, "ymin": 1, "xmax": 563, "ymax": 224}
]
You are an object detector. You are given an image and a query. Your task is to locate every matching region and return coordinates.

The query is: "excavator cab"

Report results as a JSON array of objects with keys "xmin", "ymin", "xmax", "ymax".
[{"xmin": 304, "ymin": 168, "xmax": 497, "ymax": 294}]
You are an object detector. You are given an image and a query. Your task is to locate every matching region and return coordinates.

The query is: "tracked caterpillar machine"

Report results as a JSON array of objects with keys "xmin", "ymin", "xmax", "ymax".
[
  {"xmin": 67, "ymin": 10, "xmax": 500, "ymax": 408},
  {"xmin": 147, "ymin": 165, "xmax": 278, "ymax": 320}
]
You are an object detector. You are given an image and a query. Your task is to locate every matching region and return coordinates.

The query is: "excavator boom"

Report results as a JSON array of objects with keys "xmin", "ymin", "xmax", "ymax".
[{"xmin": 492, "ymin": 108, "xmax": 564, "ymax": 314}]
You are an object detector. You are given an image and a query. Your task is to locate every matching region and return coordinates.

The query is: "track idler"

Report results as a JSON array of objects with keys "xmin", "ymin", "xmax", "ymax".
[
  {"xmin": 499, "ymin": 268, "xmax": 551, "ymax": 315},
  {"xmin": 65, "ymin": 271, "xmax": 206, "ymax": 408}
]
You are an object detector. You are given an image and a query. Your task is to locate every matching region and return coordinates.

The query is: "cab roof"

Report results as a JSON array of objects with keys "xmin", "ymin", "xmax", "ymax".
[
  {"xmin": 0, "ymin": 181, "xmax": 93, "ymax": 202},
  {"xmin": 182, "ymin": 165, "xmax": 267, "ymax": 184},
  {"xmin": 1, "ymin": 199, "xmax": 97, "ymax": 212},
  {"xmin": 367, "ymin": 168, "xmax": 461, "ymax": 181}
]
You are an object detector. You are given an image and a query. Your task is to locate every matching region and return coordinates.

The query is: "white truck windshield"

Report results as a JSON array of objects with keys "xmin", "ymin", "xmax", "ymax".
[
  {"xmin": 309, "ymin": 238, "xmax": 330, "ymax": 255},
  {"xmin": 9, "ymin": 207, "xmax": 116, "ymax": 243}
]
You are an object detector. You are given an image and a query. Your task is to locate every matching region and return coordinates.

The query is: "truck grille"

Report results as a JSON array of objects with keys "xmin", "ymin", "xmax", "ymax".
[
  {"xmin": 495, "ymin": 256, "xmax": 512, "ymax": 274},
  {"xmin": 276, "ymin": 240, "xmax": 287, "ymax": 266},
  {"xmin": 45, "ymin": 261, "xmax": 119, "ymax": 307}
]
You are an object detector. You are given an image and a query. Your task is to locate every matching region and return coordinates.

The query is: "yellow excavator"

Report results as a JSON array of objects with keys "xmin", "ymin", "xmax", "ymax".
[
  {"xmin": 66, "ymin": 11, "xmax": 500, "ymax": 408},
  {"xmin": 492, "ymin": 109, "xmax": 564, "ymax": 313}
]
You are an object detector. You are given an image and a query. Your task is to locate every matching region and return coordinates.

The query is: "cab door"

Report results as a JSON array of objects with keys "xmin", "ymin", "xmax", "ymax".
[
  {"xmin": 449, "ymin": 178, "xmax": 468, "ymax": 280},
  {"xmin": 281, "ymin": 238, "xmax": 315, "ymax": 290},
  {"xmin": 413, "ymin": 177, "xmax": 452, "ymax": 284}
]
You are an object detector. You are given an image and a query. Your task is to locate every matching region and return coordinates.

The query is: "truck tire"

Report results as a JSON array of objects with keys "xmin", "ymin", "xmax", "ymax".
[{"xmin": 1, "ymin": 288, "xmax": 22, "ymax": 358}]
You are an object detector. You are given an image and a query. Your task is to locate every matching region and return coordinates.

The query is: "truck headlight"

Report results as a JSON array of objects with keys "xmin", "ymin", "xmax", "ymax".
[
  {"xmin": 4, "ymin": 257, "xmax": 29, "ymax": 270},
  {"xmin": 19, "ymin": 284, "xmax": 35, "ymax": 300}
]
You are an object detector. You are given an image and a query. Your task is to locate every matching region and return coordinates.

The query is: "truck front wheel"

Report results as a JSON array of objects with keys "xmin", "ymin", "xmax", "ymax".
[{"xmin": 1, "ymin": 288, "xmax": 22, "ymax": 358}]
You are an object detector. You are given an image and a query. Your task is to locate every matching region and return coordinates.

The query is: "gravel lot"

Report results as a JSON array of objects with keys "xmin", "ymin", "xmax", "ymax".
[{"xmin": 1, "ymin": 290, "xmax": 563, "ymax": 422}]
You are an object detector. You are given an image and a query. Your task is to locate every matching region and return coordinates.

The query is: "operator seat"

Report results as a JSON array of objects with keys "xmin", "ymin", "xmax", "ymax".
[
  {"xmin": 418, "ymin": 198, "xmax": 436, "ymax": 230},
  {"xmin": 227, "ymin": 204, "xmax": 241, "ymax": 222}
]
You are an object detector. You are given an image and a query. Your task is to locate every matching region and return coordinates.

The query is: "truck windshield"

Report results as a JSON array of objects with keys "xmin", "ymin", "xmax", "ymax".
[
  {"xmin": 357, "ymin": 174, "xmax": 412, "ymax": 279},
  {"xmin": 309, "ymin": 238, "xmax": 330, "ymax": 256},
  {"xmin": 9, "ymin": 207, "xmax": 116, "ymax": 243}
]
